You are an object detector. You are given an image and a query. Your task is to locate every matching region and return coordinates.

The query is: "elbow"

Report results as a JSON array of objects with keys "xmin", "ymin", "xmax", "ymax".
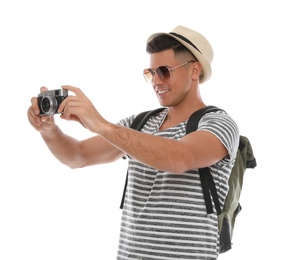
[
  {"xmin": 174, "ymin": 167, "xmax": 190, "ymax": 175},
  {"xmin": 61, "ymin": 159, "xmax": 87, "ymax": 170},
  {"xmin": 169, "ymin": 160, "xmax": 192, "ymax": 174},
  {"xmin": 67, "ymin": 164, "xmax": 82, "ymax": 170}
]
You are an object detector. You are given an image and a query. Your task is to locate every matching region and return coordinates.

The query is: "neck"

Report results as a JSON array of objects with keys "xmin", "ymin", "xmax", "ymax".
[
  {"xmin": 168, "ymin": 83, "xmax": 205, "ymax": 122},
  {"xmin": 168, "ymin": 101, "xmax": 206, "ymax": 122}
]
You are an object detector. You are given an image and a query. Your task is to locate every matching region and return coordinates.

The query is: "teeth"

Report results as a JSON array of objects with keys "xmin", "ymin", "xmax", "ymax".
[{"xmin": 156, "ymin": 89, "xmax": 169, "ymax": 94}]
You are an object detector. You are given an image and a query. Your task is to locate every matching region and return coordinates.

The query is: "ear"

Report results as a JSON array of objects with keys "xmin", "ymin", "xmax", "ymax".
[{"xmin": 191, "ymin": 62, "xmax": 202, "ymax": 81}]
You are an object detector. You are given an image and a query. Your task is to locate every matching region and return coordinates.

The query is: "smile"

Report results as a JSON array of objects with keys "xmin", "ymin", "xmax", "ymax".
[{"xmin": 155, "ymin": 87, "xmax": 170, "ymax": 95}]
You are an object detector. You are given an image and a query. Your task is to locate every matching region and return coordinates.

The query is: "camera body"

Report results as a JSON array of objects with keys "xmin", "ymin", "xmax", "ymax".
[{"xmin": 37, "ymin": 89, "xmax": 68, "ymax": 116}]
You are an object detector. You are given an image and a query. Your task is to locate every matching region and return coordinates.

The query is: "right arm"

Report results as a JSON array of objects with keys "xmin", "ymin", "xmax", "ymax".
[{"xmin": 27, "ymin": 87, "xmax": 124, "ymax": 169}]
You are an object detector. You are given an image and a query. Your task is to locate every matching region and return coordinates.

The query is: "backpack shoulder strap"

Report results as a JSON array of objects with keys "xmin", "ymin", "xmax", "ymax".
[
  {"xmin": 186, "ymin": 105, "xmax": 224, "ymax": 133},
  {"xmin": 120, "ymin": 107, "xmax": 166, "ymax": 209},
  {"xmin": 130, "ymin": 107, "xmax": 166, "ymax": 131},
  {"xmin": 186, "ymin": 105, "xmax": 224, "ymax": 215}
]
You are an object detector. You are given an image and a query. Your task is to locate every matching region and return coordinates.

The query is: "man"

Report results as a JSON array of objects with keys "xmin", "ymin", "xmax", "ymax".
[{"xmin": 27, "ymin": 25, "xmax": 239, "ymax": 259}]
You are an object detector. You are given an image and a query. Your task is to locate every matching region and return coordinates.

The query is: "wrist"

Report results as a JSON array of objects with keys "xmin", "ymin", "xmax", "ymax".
[{"xmin": 39, "ymin": 123, "xmax": 59, "ymax": 138}]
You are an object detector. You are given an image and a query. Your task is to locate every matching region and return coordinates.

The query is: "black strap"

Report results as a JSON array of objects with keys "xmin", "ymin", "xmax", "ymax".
[
  {"xmin": 120, "ymin": 169, "xmax": 129, "ymax": 209},
  {"xmin": 186, "ymin": 105, "xmax": 223, "ymax": 133},
  {"xmin": 169, "ymin": 32, "xmax": 202, "ymax": 54},
  {"xmin": 199, "ymin": 168, "xmax": 221, "ymax": 215},
  {"xmin": 132, "ymin": 108, "xmax": 165, "ymax": 131}
]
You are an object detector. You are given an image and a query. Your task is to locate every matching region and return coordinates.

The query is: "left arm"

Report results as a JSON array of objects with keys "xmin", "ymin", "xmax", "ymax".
[{"xmin": 98, "ymin": 123, "xmax": 228, "ymax": 173}]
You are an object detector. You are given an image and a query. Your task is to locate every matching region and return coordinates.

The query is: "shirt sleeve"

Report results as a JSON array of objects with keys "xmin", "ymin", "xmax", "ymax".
[
  {"xmin": 117, "ymin": 115, "xmax": 135, "ymax": 128},
  {"xmin": 197, "ymin": 111, "xmax": 240, "ymax": 163}
]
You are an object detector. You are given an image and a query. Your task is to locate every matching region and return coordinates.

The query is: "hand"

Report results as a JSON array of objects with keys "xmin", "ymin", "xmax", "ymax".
[
  {"xmin": 58, "ymin": 85, "xmax": 107, "ymax": 133},
  {"xmin": 27, "ymin": 86, "xmax": 56, "ymax": 132}
]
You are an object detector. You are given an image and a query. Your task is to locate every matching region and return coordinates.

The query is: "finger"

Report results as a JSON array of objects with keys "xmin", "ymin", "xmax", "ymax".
[
  {"xmin": 57, "ymin": 90, "xmax": 87, "ymax": 114},
  {"xmin": 31, "ymin": 96, "xmax": 40, "ymax": 115},
  {"xmin": 57, "ymin": 95, "xmax": 79, "ymax": 113},
  {"xmin": 60, "ymin": 101, "xmax": 81, "ymax": 119},
  {"xmin": 60, "ymin": 112, "xmax": 80, "ymax": 123},
  {"xmin": 61, "ymin": 85, "xmax": 85, "ymax": 97},
  {"xmin": 27, "ymin": 106, "xmax": 42, "ymax": 126},
  {"xmin": 40, "ymin": 86, "xmax": 48, "ymax": 93}
]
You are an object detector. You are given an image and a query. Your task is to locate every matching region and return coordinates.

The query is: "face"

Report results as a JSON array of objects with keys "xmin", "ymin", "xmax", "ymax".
[{"xmin": 147, "ymin": 49, "xmax": 197, "ymax": 108}]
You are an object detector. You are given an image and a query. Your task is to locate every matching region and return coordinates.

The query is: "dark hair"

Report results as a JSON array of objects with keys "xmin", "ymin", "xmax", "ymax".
[{"xmin": 146, "ymin": 34, "xmax": 196, "ymax": 59}]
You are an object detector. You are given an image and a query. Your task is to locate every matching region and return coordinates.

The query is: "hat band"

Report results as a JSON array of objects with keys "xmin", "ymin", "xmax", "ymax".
[{"xmin": 169, "ymin": 32, "xmax": 202, "ymax": 54}]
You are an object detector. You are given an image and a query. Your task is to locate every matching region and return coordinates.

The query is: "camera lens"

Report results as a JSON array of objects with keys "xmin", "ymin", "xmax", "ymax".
[{"xmin": 41, "ymin": 96, "xmax": 58, "ymax": 115}]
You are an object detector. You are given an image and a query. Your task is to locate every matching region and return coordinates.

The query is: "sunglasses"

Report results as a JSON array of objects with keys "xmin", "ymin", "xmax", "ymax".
[{"xmin": 143, "ymin": 60, "xmax": 195, "ymax": 83}]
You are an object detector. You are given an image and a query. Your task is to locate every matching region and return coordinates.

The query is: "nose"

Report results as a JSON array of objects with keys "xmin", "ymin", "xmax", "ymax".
[{"xmin": 151, "ymin": 71, "xmax": 164, "ymax": 85}]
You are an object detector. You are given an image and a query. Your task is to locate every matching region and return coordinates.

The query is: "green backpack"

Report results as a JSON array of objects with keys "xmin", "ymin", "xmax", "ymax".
[{"xmin": 120, "ymin": 105, "xmax": 257, "ymax": 254}]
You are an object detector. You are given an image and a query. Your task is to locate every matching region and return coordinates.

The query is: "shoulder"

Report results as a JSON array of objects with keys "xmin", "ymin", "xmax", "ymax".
[
  {"xmin": 199, "ymin": 110, "xmax": 239, "ymax": 133},
  {"xmin": 198, "ymin": 110, "xmax": 240, "ymax": 161}
]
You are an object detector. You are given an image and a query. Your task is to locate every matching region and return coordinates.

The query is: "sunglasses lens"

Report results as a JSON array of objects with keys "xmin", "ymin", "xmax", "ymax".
[
  {"xmin": 143, "ymin": 69, "xmax": 153, "ymax": 82},
  {"xmin": 156, "ymin": 66, "xmax": 170, "ymax": 81},
  {"xmin": 143, "ymin": 66, "xmax": 170, "ymax": 83}
]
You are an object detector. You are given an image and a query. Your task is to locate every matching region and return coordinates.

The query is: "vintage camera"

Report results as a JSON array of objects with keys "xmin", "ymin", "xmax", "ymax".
[{"xmin": 37, "ymin": 89, "xmax": 68, "ymax": 116}]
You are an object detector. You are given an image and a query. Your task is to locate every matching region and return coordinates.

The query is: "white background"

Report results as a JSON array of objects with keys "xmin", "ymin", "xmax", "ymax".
[{"xmin": 0, "ymin": 0, "xmax": 282, "ymax": 259}]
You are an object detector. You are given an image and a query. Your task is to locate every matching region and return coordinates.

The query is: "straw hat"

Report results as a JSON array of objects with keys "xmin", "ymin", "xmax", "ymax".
[{"xmin": 147, "ymin": 26, "xmax": 213, "ymax": 83}]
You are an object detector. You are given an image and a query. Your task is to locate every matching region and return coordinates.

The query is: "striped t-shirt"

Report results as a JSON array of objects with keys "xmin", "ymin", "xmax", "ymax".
[{"xmin": 117, "ymin": 108, "xmax": 239, "ymax": 260}]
